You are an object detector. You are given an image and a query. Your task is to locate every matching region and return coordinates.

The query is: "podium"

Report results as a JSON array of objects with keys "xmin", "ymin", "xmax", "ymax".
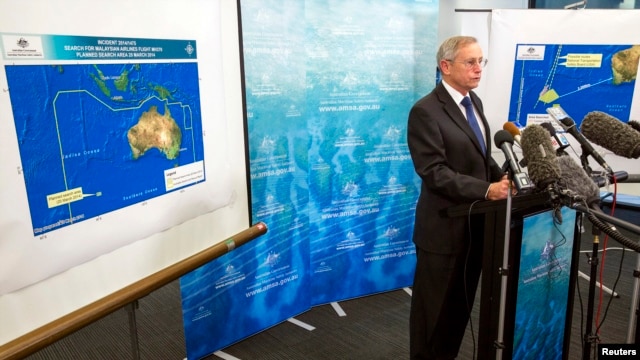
[{"xmin": 447, "ymin": 193, "xmax": 582, "ymax": 359}]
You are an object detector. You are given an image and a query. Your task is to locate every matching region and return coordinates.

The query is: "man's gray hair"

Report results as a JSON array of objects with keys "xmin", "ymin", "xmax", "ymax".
[{"xmin": 436, "ymin": 36, "xmax": 479, "ymax": 68}]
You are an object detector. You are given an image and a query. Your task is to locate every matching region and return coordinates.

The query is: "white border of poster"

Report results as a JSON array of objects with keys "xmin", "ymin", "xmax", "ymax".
[
  {"xmin": 0, "ymin": 0, "xmax": 231, "ymax": 294},
  {"xmin": 0, "ymin": 0, "xmax": 248, "ymax": 346}
]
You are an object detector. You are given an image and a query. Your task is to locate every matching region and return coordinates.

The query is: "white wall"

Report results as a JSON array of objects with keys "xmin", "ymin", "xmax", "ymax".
[{"xmin": 438, "ymin": 0, "xmax": 529, "ymax": 43}]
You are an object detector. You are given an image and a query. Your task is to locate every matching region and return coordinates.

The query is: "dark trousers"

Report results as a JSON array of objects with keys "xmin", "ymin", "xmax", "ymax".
[{"xmin": 409, "ymin": 241, "xmax": 483, "ymax": 359}]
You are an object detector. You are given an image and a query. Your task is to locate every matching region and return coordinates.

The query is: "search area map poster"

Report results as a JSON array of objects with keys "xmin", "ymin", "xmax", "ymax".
[
  {"xmin": 6, "ymin": 60, "xmax": 204, "ymax": 235},
  {"xmin": 508, "ymin": 44, "xmax": 637, "ymax": 128},
  {"xmin": 0, "ymin": 33, "xmax": 231, "ymax": 295}
]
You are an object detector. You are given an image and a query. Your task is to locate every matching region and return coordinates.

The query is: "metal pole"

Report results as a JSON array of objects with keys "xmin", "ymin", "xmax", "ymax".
[
  {"xmin": 626, "ymin": 254, "xmax": 640, "ymax": 343},
  {"xmin": 495, "ymin": 180, "xmax": 513, "ymax": 359},
  {"xmin": 582, "ymin": 235, "xmax": 600, "ymax": 360},
  {"xmin": 127, "ymin": 300, "xmax": 140, "ymax": 360}
]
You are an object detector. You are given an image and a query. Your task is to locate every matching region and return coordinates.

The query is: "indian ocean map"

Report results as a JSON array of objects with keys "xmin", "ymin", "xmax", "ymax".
[
  {"xmin": 5, "ymin": 63, "xmax": 204, "ymax": 235},
  {"xmin": 508, "ymin": 44, "xmax": 639, "ymax": 126}
]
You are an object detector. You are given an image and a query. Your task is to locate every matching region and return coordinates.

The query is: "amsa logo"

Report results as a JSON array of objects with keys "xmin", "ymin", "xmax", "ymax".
[{"xmin": 516, "ymin": 45, "xmax": 546, "ymax": 60}]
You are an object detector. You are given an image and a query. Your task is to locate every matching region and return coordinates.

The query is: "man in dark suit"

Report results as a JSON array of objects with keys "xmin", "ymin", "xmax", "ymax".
[{"xmin": 407, "ymin": 36, "xmax": 513, "ymax": 359}]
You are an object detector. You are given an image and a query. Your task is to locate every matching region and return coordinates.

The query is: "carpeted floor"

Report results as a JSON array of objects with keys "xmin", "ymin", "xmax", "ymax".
[{"xmin": 24, "ymin": 221, "xmax": 640, "ymax": 360}]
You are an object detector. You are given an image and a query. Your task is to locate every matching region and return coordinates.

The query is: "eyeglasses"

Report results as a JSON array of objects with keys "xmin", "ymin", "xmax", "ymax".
[{"xmin": 446, "ymin": 58, "xmax": 488, "ymax": 69}]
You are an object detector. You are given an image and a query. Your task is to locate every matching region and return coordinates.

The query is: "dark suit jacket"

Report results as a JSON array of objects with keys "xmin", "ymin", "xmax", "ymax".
[{"xmin": 407, "ymin": 82, "xmax": 504, "ymax": 254}]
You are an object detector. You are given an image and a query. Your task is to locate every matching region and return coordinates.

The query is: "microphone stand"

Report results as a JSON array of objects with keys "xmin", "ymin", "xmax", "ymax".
[
  {"xmin": 602, "ymin": 189, "xmax": 640, "ymax": 345},
  {"xmin": 495, "ymin": 166, "xmax": 514, "ymax": 360},
  {"xmin": 576, "ymin": 152, "xmax": 608, "ymax": 359},
  {"xmin": 628, "ymin": 256, "xmax": 640, "ymax": 344},
  {"xmin": 567, "ymin": 201, "xmax": 640, "ymax": 360},
  {"xmin": 587, "ymin": 197, "xmax": 640, "ymax": 345},
  {"xmin": 580, "ymin": 146, "xmax": 594, "ymax": 178},
  {"xmin": 582, "ymin": 215, "xmax": 601, "ymax": 360}
]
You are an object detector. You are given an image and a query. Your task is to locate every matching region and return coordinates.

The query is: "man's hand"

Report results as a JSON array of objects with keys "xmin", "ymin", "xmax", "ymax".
[{"xmin": 487, "ymin": 178, "xmax": 515, "ymax": 200}]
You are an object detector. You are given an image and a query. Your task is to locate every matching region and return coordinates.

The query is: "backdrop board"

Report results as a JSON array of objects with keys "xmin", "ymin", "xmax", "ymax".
[
  {"xmin": 179, "ymin": 0, "xmax": 439, "ymax": 357},
  {"xmin": 300, "ymin": 0, "xmax": 438, "ymax": 305},
  {"xmin": 180, "ymin": 2, "xmax": 312, "ymax": 358},
  {"xmin": 0, "ymin": 0, "xmax": 249, "ymax": 347}
]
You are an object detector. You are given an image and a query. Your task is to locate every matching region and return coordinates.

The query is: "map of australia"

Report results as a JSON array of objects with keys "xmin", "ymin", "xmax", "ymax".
[
  {"xmin": 128, "ymin": 105, "xmax": 182, "ymax": 160},
  {"xmin": 5, "ymin": 63, "xmax": 205, "ymax": 235},
  {"xmin": 508, "ymin": 44, "xmax": 638, "ymax": 127}
]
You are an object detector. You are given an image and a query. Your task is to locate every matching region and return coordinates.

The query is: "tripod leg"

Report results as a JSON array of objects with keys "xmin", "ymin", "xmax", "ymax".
[
  {"xmin": 583, "ymin": 236, "xmax": 600, "ymax": 360},
  {"xmin": 627, "ymin": 254, "xmax": 640, "ymax": 343}
]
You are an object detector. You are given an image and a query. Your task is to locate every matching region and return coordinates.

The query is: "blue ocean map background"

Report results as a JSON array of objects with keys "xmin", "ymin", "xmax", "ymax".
[
  {"xmin": 512, "ymin": 207, "xmax": 577, "ymax": 360},
  {"xmin": 5, "ymin": 63, "xmax": 204, "ymax": 235},
  {"xmin": 302, "ymin": 0, "xmax": 436, "ymax": 305},
  {"xmin": 508, "ymin": 44, "xmax": 637, "ymax": 127},
  {"xmin": 180, "ymin": 0, "xmax": 438, "ymax": 357}
]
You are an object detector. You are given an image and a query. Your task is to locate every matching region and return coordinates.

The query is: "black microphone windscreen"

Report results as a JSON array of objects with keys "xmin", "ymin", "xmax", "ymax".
[
  {"xmin": 494, "ymin": 129, "xmax": 514, "ymax": 148},
  {"xmin": 581, "ymin": 111, "xmax": 640, "ymax": 159},
  {"xmin": 540, "ymin": 122, "xmax": 557, "ymax": 135},
  {"xmin": 521, "ymin": 124, "xmax": 561, "ymax": 190},
  {"xmin": 557, "ymin": 155, "xmax": 601, "ymax": 206},
  {"xmin": 629, "ymin": 120, "xmax": 640, "ymax": 133}
]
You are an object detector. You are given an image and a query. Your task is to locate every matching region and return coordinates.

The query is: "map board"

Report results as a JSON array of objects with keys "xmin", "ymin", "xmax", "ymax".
[
  {"xmin": 484, "ymin": 9, "xmax": 640, "ymax": 175},
  {"xmin": 0, "ymin": 2, "xmax": 236, "ymax": 298},
  {"xmin": 0, "ymin": 0, "xmax": 248, "ymax": 347}
]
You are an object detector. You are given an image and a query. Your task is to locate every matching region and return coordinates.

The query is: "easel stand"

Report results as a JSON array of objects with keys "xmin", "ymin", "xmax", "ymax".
[{"xmin": 127, "ymin": 300, "xmax": 141, "ymax": 360}]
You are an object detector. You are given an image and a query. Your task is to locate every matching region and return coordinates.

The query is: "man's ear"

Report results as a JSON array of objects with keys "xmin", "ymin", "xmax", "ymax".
[{"xmin": 439, "ymin": 60, "xmax": 450, "ymax": 75}]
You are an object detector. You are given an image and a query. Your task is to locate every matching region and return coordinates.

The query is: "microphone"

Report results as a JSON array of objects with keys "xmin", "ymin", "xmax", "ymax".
[
  {"xmin": 503, "ymin": 122, "xmax": 523, "ymax": 147},
  {"xmin": 540, "ymin": 122, "xmax": 570, "ymax": 156},
  {"xmin": 556, "ymin": 155, "xmax": 601, "ymax": 208},
  {"xmin": 494, "ymin": 130, "xmax": 534, "ymax": 193},
  {"xmin": 546, "ymin": 105, "xmax": 614, "ymax": 174},
  {"xmin": 556, "ymin": 154, "xmax": 622, "ymax": 238},
  {"xmin": 521, "ymin": 124, "xmax": 565, "ymax": 222},
  {"xmin": 581, "ymin": 111, "xmax": 640, "ymax": 159},
  {"xmin": 591, "ymin": 171, "xmax": 629, "ymax": 187},
  {"xmin": 629, "ymin": 120, "xmax": 640, "ymax": 133},
  {"xmin": 504, "ymin": 122, "xmax": 529, "ymax": 167},
  {"xmin": 520, "ymin": 124, "xmax": 562, "ymax": 192}
]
